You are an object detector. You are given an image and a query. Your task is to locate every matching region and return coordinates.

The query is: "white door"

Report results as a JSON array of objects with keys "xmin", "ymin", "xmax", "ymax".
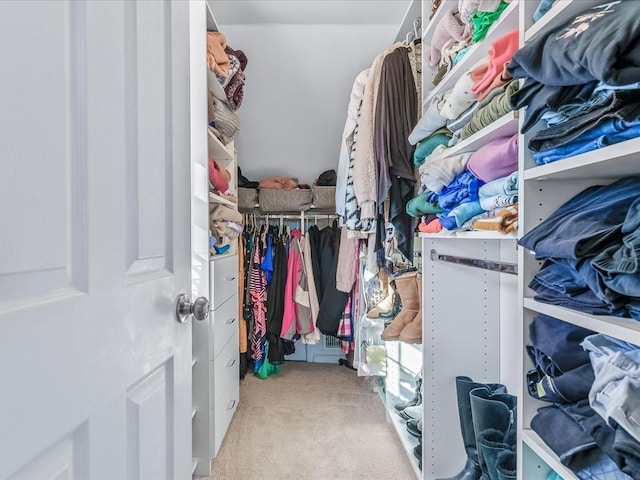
[{"xmin": 0, "ymin": 1, "xmax": 194, "ymax": 479}]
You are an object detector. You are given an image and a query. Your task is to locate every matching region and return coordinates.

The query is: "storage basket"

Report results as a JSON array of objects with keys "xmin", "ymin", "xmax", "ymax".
[
  {"xmin": 258, "ymin": 188, "xmax": 312, "ymax": 213},
  {"xmin": 238, "ymin": 187, "xmax": 258, "ymax": 211},
  {"xmin": 311, "ymin": 184, "xmax": 336, "ymax": 210}
]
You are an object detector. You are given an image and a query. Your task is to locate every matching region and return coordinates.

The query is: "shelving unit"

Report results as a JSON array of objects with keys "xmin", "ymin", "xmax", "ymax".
[
  {"xmin": 517, "ymin": 1, "xmax": 640, "ymax": 479},
  {"xmin": 191, "ymin": 2, "xmax": 241, "ymax": 478},
  {"xmin": 422, "ymin": 0, "xmax": 519, "ymax": 107}
]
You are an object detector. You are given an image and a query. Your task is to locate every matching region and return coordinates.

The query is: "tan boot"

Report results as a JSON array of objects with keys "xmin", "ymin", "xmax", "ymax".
[
  {"xmin": 380, "ymin": 271, "xmax": 419, "ymax": 341},
  {"xmin": 400, "ymin": 273, "xmax": 422, "ymax": 344}
]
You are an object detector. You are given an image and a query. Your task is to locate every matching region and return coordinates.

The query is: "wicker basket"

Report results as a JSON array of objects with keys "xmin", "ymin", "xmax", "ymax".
[
  {"xmin": 238, "ymin": 187, "xmax": 258, "ymax": 211},
  {"xmin": 258, "ymin": 188, "xmax": 312, "ymax": 213},
  {"xmin": 311, "ymin": 184, "xmax": 336, "ymax": 210}
]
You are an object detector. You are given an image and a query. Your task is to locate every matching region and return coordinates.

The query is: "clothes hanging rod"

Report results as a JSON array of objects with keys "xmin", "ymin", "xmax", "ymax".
[
  {"xmin": 246, "ymin": 213, "xmax": 339, "ymax": 220},
  {"xmin": 429, "ymin": 249, "xmax": 518, "ymax": 275}
]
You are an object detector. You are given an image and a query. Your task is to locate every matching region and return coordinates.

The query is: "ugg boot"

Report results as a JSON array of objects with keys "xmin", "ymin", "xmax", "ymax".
[
  {"xmin": 381, "ymin": 271, "xmax": 419, "ymax": 341},
  {"xmin": 399, "ymin": 273, "xmax": 423, "ymax": 343}
]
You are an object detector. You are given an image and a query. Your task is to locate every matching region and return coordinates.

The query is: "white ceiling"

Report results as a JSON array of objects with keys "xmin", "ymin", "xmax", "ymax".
[{"xmin": 209, "ymin": 0, "xmax": 410, "ymax": 26}]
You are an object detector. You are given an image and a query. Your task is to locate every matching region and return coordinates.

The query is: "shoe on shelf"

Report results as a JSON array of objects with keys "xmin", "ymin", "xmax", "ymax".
[
  {"xmin": 398, "ymin": 403, "xmax": 423, "ymax": 422},
  {"xmin": 367, "ymin": 283, "xmax": 396, "ymax": 318},
  {"xmin": 406, "ymin": 419, "xmax": 422, "ymax": 439},
  {"xmin": 393, "ymin": 376, "xmax": 422, "ymax": 413},
  {"xmin": 414, "ymin": 442, "xmax": 422, "ymax": 463}
]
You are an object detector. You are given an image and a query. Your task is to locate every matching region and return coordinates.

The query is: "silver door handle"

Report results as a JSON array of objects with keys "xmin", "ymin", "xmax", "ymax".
[
  {"xmin": 226, "ymin": 358, "xmax": 236, "ymax": 368},
  {"xmin": 225, "ymin": 275, "xmax": 236, "ymax": 281},
  {"xmin": 175, "ymin": 294, "xmax": 210, "ymax": 323},
  {"xmin": 227, "ymin": 399, "xmax": 236, "ymax": 410},
  {"xmin": 226, "ymin": 317, "xmax": 236, "ymax": 324}
]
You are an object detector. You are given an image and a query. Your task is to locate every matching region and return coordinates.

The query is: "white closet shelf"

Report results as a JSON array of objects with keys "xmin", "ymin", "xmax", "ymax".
[
  {"xmin": 525, "ymin": 0, "xmax": 604, "ymax": 42},
  {"xmin": 209, "ymin": 191, "xmax": 237, "ymax": 207},
  {"xmin": 523, "ymin": 137, "xmax": 640, "ymax": 181},
  {"xmin": 421, "ymin": 0, "xmax": 457, "ymax": 41},
  {"xmin": 210, "ymin": 251, "xmax": 235, "ymax": 263},
  {"xmin": 387, "ymin": 407, "xmax": 422, "ymax": 480},
  {"xmin": 422, "ymin": 0, "xmax": 519, "ymax": 107},
  {"xmin": 522, "ymin": 430, "xmax": 581, "ymax": 480},
  {"xmin": 444, "ymin": 111, "xmax": 518, "ymax": 156},
  {"xmin": 523, "ymin": 298, "xmax": 640, "ymax": 346},
  {"xmin": 419, "ymin": 231, "xmax": 516, "ymax": 240},
  {"xmin": 208, "ymin": 128, "xmax": 234, "ymax": 163}
]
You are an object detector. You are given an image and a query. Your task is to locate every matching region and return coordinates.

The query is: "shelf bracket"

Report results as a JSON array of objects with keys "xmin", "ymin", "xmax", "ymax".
[{"xmin": 430, "ymin": 249, "xmax": 518, "ymax": 275}]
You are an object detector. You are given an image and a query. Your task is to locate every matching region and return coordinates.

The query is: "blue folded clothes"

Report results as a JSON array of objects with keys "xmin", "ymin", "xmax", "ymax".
[{"xmin": 533, "ymin": 120, "xmax": 640, "ymax": 166}]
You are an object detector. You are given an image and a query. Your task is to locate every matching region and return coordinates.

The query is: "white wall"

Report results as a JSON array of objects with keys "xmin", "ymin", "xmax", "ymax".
[{"xmin": 221, "ymin": 23, "xmax": 398, "ymax": 184}]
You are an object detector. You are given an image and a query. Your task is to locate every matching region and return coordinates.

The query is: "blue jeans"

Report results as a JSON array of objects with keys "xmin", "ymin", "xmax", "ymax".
[
  {"xmin": 529, "ymin": 280, "xmax": 629, "ymax": 317},
  {"xmin": 533, "ymin": 122, "xmax": 640, "ymax": 165},
  {"xmin": 531, "ymin": 90, "xmax": 640, "ymax": 151},
  {"xmin": 526, "ymin": 313, "xmax": 596, "ymax": 403},
  {"xmin": 558, "ymin": 399, "xmax": 640, "ymax": 478},
  {"xmin": 582, "ymin": 334, "xmax": 640, "ymax": 446},
  {"xmin": 519, "ymin": 177, "xmax": 640, "ymax": 260},
  {"xmin": 591, "ymin": 200, "xmax": 640, "ymax": 297}
]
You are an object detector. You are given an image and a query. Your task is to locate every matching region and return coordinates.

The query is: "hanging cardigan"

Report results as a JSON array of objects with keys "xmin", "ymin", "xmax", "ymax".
[
  {"xmin": 336, "ymin": 68, "xmax": 370, "ymax": 217},
  {"xmin": 353, "ymin": 43, "xmax": 406, "ymax": 221}
]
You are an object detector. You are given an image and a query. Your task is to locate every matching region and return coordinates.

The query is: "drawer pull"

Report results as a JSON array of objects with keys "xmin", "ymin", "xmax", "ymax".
[
  {"xmin": 226, "ymin": 399, "xmax": 236, "ymax": 410},
  {"xmin": 226, "ymin": 358, "xmax": 236, "ymax": 368},
  {"xmin": 225, "ymin": 275, "xmax": 236, "ymax": 282},
  {"xmin": 226, "ymin": 317, "xmax": 236, "ymax": 325}
]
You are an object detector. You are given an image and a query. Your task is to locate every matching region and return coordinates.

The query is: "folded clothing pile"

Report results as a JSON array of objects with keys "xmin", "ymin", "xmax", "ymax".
[
  {"xmin": 410, "ymin": 29, "xmax": 520, "ymax": 151},
  {"xmin": 519, "ymin": 176, "xmax": 640, "ymax": 320},
  {"xmin": 206, "ymin": 33, "xmax": 247, "ymax": 146},
  {"xmin": 507, "ymin": 1, "xmax": 640, "ymax": 165},
  {"xmin": 527, "ymin": 313, "xmax": 640, "ymax": 479},
  {"xmin": 209, "ymin": 203, "xmax": 243, "ymax": 256},
  {"xmin": 413, "ymin": 134, "xmax": 518, "ymax": 233},
  {"xmin": 209, "ymin": 158, "xmax": 237, "ymax": 204}
]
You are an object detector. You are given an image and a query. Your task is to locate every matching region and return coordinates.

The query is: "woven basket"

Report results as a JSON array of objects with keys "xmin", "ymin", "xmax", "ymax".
[
  {"xmin": 311, "ymin": 185, "xmax": 336, "ymax": 209},
  {"xmin": 238, "ymin": 187, "xmax": 258, "ymax": 211},
  {"xmin": 259, "ymin": 188, "xmax": 312, "ymax": 213}
]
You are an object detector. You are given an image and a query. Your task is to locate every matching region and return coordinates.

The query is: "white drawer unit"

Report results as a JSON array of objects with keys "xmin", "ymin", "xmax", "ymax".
[
  {"xmin": 210, "ymin": 254, "xmax": 239, "ymax": 308},
  {"xmin": 210, "ymin": 294, "xmax": 239, "ymax": 359},
  {"xmin": 211, "ymin": 329, "xmax": 240, "ymax": 409},
  {"xmin": 211, "ymin": 374, "xmax": 239, "ymax": 457}
]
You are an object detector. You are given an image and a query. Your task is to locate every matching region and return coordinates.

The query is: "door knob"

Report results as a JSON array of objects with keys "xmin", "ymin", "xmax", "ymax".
[{"xmin": 175, "ymin": 294, "xmax": 210, "ymax": 323}]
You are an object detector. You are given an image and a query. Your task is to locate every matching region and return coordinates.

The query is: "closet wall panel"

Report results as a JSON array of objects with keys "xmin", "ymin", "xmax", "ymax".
[{"xmin": 217, "ymin": 23, "xmax": 398, "ymax": 184}]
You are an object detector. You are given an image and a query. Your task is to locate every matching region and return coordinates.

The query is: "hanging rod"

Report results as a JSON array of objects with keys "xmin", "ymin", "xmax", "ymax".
[
  {"xmin": 429, "ymin": 249, "xmax": 518, "ymax": 275},
  {"xmin": 245, "ymin": 213, "xmax": 339, "ymax": 219}
]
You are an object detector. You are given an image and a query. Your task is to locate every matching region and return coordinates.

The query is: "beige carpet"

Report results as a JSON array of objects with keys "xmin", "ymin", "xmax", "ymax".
[{"xmin": 205, "ymin": 362, "xmax": 415, "ymax": 480}]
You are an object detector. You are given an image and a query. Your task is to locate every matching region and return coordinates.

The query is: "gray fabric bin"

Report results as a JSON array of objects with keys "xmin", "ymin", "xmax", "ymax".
[
  {"xmin": 258, "ymin": 188, "xmax": 312, "ymax": 213},
  {"xmin": 238, "ymin": 187, "xmax": 258, "ymax": 211},
  {"xmin": 311, "ymin": 185, "xmax": 336, "ymax": 209}
]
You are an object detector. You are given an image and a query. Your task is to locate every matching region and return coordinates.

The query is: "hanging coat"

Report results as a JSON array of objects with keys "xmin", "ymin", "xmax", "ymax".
[{"xmin": 316, "ymin": 224, "xmax": 350, "ymax": 337}]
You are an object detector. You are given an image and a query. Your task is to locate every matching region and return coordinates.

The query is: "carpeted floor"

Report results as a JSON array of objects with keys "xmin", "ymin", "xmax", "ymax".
[{"xmin": 205, "ymin": 362, "xmax": 415, "ymax": 480}]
